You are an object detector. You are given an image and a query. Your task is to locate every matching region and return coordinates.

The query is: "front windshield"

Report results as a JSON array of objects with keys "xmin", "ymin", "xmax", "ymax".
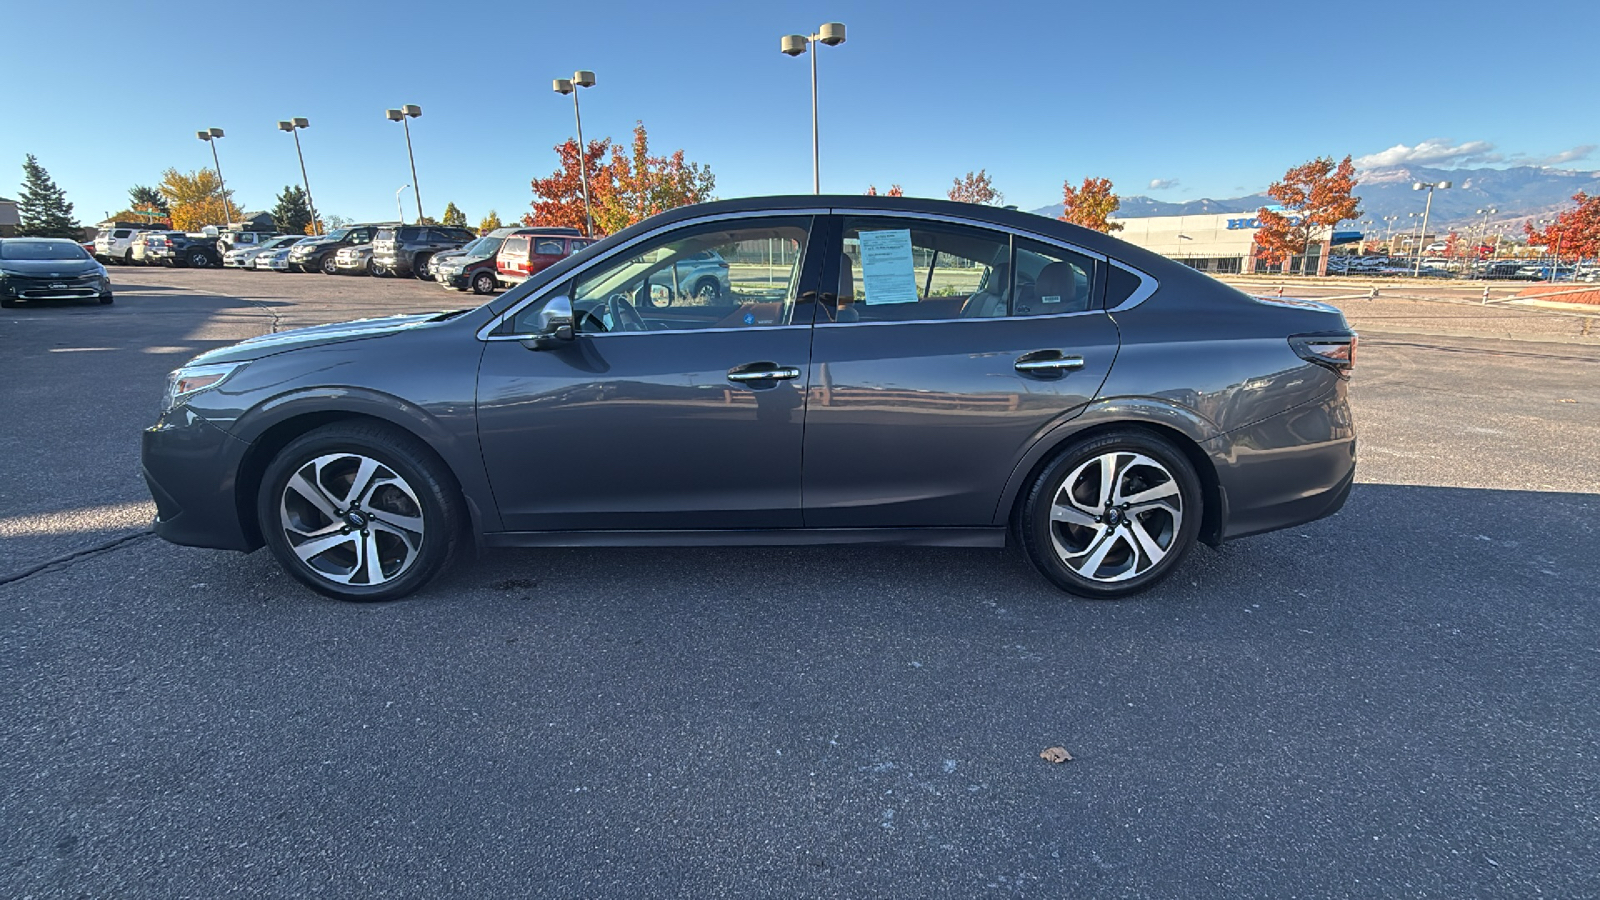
[
  {"xmin": 466, "ymin": 237, "xmax": 505, "ymax": 259},
  {"xmin": 265, "ymin": 236, "xmax": 302, "ymax": 249},
  {"xmin": 322, "ymin": 229, "xmax": 351, "ymax": 241},
  {"xmin": 0, "ymin": 241, "xmax": 90, "ymax": 260}
]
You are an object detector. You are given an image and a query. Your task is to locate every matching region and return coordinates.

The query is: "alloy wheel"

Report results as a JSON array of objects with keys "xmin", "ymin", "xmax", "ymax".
[
  {"xmin": 278, "ymin": 453, "xmax": 426, "ymax": 587},
  {"xmin": 1048, "ymin": 452, "xmax": 1183, "ymax": 583}
]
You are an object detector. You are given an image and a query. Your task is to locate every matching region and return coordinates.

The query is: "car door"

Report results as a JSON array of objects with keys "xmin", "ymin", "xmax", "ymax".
[
  {"xmin": 476, "ymin": 214, "xmax": 823, "ymax": 532},
  {"xmin": 802, "ymin": 215, "xmax": 1121, "ymax": 528}
]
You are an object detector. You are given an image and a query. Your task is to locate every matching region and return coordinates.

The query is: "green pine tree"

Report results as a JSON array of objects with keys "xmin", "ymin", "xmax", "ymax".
[
  {"xmin": 441, "ymin": 201, "xmax": 468, "ymax": 228},
  {"xmin": 17, "ymin": 154, "xmax": 81, "ymax": 239},
  {"xmin": 271, "ymin": 185, "xmax": 313, "ymax": 235},
  {"xmin": 128, "ymin": 184, "xmax": 171, "ymax": 219}
]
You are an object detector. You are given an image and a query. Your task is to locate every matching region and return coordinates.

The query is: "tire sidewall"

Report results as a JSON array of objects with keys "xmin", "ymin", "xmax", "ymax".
[
  {"xmin": 1019, "ymin": 430, "xmax": 1202, "ymax": 599},
  {"xmin": 472, "ymin": 272, "xmax": 495, "ymax": 294},
  {"xmin": 257, "ymin": 425, "xmax": 458, "ymax": 602}
]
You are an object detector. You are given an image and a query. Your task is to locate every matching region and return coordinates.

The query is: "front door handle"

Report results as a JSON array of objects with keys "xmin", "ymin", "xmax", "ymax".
[
  {"xmin": 727, "ymin": 364, "xmax": 802, "ymax": 383},
  {"xmin": 1014, "ymin": 352, "xmax": 1086, "ymax": 374}
]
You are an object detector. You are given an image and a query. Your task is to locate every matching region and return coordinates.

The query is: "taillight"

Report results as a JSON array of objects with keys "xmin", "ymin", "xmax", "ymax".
[{"xmin": 1290, "ymin": 333, "xmax": 1357, "ymax": 376}]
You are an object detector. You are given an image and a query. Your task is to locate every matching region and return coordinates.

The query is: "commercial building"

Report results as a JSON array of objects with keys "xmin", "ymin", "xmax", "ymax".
[
  {"xmin": 1106, "ymin": 211, "xmax": 1351, "ymax": 276},
  {"xmin": 0, "ymin": 197, "xmax": 19, "ymax": 237}
]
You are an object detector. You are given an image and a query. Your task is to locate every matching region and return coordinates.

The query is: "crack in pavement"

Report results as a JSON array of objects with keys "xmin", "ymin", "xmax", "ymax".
[{"xmin": 0, "ymin": 531, "xmax": 155, "ymax": 588}]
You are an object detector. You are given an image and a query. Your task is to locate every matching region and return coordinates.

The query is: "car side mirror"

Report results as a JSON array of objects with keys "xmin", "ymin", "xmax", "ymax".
[{"xmin": 523, "ymin": 295, "xmax": 575, "ymax": 349}]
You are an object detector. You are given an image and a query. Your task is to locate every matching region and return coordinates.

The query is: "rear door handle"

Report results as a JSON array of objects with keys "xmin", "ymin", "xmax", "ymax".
[
  {"xmin": 727, "ymin": 364, "xmax": 802, "ymax": 383},
  {"xmin": 1014, "ymin": 352, "xmax": 1085, "ymax": 374}
]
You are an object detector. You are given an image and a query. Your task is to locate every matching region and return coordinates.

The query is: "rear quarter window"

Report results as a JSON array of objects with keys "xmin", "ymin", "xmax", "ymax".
[{"xmin": 1105, "ymin": 264, "xmax": 1145, "ymax": 308}]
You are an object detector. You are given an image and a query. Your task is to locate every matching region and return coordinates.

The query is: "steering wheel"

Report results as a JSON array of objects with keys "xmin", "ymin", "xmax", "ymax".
[{"xmin": 605, "ymin": 294, "xmax": 648, "ymax": 333}]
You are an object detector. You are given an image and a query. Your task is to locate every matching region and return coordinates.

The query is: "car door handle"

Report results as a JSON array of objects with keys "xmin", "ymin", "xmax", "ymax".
[
  {"xmin": 727, "ymin": 365, "xmax": 802, "ymax": 383},
  {"xmin": 1014, "ymin": 353, "xmax": 1086, "ymax": 373}
]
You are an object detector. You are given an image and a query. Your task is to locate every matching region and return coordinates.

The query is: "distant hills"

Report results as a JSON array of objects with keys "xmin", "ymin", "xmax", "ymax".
[{"xmin": 1030, "ymin": 164, "xmax": 1600, "ymax": 232}]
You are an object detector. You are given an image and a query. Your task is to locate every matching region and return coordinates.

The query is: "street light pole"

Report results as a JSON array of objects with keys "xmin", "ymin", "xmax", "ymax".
[
  {"xmin": 1412, "ymin": 180, "xmax": 1451, "ymax": 277},
  {"xmin": 396, "ymin": 185, "xmax": 409, "ymax": 225},
  {"xmin": 278, "ymin": 118, "xmax": 320, "ymax": 235},
  {"xmin": 385, "ymin": 106, "xmax": 424, "ymax": 223},
  {"xmin": 781, "ymin": 23, "xmax": 847, "ymax": 194},
  {"xmin": 196, "ymin": 128, "xmax": 232, "ymax": 229},
  {"xmin": 554, "ymin": 72, "xmax": 597, "ymax": 237}
]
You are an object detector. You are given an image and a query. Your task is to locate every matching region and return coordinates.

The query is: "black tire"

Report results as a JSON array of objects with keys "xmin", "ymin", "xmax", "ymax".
[
  {"xmin": 320, "ymin": 255, "xmax": 338, "ymax": 275},
  {"xmin": 693, "ymin": 278, "xmax": 722, "ymax": 302},
  {"xmin": 122, "ymin": 250, "xmax": 133, "ymax": 265},
  {"xmin": 257, "ymin": 421, "xmax": 464, "ymax": 602},
  {"xmin": 1017, "ymin": 429, "xmax": 1202, "ymax": 599},
  {"xmin": 0, "ymin": 296, "xmax": 15, "ymax": 308},
  {"xmin": 471, "ymin": 271, "xmax": 497, "ymax": 295},
  {"xmin": 413, "ymin": 254, "xmax": 433, "ymax": 281},
  {"xmin": 187, "ymin": 249, "xmax": 213, "ymax": 268},
  {"xmin": 99, "ymin": 292, "xmax": 114, "ymax": 305}
]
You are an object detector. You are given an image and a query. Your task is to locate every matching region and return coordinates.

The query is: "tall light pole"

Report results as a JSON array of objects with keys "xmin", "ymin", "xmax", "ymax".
[
  {"xmin": 1475, "ymin": 207, "xmax": 1497, "ymax": 262},
  {"xmin": 553, "ymin": 71, "xmax": 597, "ymax": 237},
  {"xmin": 1411, "ymin": 180, "xmax": 1451, "ymax": 277},
  {"xmin": 195, "ymin": 127, "xmax": 232, "ymax": 229},
  {"xmin": 1382, "ymin": 215, "xmax": 1399, "ymax": 255},
  {"xmin": 780, "ymin": 22, "xmax": 847, "ymax": 194},
  {"xmin": 277, "ymin": 118, "xmax": 320, "ymax": 235},
  {"xmin": 396, "ymin": 185, "xmax": 410, "ymax": 225},
  {"xmin": 384, "ymin": 105, "xmax": 424, "ymax": 223}
]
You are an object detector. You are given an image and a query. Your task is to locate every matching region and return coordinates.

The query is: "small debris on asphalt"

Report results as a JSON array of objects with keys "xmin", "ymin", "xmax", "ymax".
[{"xmin": 1040, "ymin": 747, "xmax": 1073, "ymax": 764}]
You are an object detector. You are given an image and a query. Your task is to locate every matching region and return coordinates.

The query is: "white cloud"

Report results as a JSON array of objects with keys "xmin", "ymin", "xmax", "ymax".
[
  {"xmin": 1148, "ymin": 178, "xmax": 1179, "ymax": 190},
  {"xmin": 1534, "ymin": 145, "xmax": 1596, "ymax": 167},
  {"xmin": 1355, "ymin": 139, "xmax": 1501, "ymax": 168}
]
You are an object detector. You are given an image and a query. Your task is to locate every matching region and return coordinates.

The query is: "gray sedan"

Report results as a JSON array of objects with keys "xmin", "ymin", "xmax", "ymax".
[{"xmin": 142, "ymin": 196, "xmax": 1356, "ymax": 602}]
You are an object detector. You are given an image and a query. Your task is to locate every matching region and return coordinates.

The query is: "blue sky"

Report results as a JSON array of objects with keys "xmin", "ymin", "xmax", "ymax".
[{"xmin": 4, "ymin": 0, "xmax": 1596, "ymax": 224}]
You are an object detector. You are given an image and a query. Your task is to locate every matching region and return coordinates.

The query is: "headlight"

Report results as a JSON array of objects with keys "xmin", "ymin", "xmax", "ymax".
[{"xmin": 162, "ymin": 362, "xmax": 245, "ymax": 414}]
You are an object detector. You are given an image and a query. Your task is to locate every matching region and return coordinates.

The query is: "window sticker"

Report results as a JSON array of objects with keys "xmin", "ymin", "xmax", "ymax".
[
  {"xmin": 857, "ymin": 229, "xmax": 919, "ymax": 304},
  {"xmin": 1041, "ymin": 294, "xmax": 1062, "ymax": 304}
]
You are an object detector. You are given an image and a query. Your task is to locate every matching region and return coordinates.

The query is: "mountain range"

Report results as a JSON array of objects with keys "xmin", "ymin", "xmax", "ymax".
[{"xmin": 1030, "ymin": 165, "xmax": 1600, "ymax": 232}]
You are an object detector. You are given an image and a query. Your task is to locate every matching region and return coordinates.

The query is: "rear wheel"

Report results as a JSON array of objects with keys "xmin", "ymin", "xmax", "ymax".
[
  {"xmin": 413, "ymin": 254, "xmax": 433, "ymax": 281},
  {"xmin": 1018, "ymin": 430, "xmax": 1202, "ymax": 599},
  {"xmin": 257, "ymin": 422, "xmax": 464, "ymax": 602},
  {"xmin": 187, "ymin": 249, "xmax": 213, "ymax": 268},
  {"xmin": 471, "ymin": 271, "xmax": 497, "ymax": 295}
]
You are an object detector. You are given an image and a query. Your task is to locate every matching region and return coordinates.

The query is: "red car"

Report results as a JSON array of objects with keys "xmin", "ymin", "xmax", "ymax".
[{"xmin": 495, "ymin": 228, "xmax": 592, "ymax": 286}]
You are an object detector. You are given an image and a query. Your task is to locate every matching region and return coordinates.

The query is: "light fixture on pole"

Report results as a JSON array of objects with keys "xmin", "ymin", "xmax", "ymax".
[
  {"xmin": 1474, "ymin": 207, "xmax": 1497, "ymax": 261},
  {"xmin": 196, "ymin": 127, "xmax": 232, "ymax": 230},
  {"xmin": 1411, "ymin": 180, "xmax": 1451, "ymax": 276},
  {"xmin": 384, "ymin": 105, "xmax": 424, "ymax": 223},
  {"xmin": 780, "ymin": 22, "xmax": 847, "ymax": 194},
  {"xmin": 553, "ymin": 71, "xmax": 597, "ymax": 237},
  {"xmin": 277, "ymin": 118, "xmax": 320, "ymax": 235}
]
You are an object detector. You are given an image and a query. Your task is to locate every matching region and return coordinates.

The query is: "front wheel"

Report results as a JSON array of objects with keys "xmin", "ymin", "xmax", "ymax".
[
  {"xmin": 471, "ymin": 271, "xmax": 497, "ymax": 295},
  {"xmin": 320, "ymin": 256, "xmax": 338, "ymax": 275},
  {"xmin": 98, "ymin": 292, "xmax": 114, "ymax": 305},
  {"xmin": 257, "ymin": 422, "xmax": 464, "ymax": 602},
  {"xmin": 1017, "ymin": 430, "xmax": 1202, "ymax": 599}
]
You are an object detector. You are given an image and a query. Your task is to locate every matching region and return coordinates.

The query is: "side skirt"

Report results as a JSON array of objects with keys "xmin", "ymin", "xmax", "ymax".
[{"xmin": 483, "ymin": 527, "xmax": 1007, "ymax": 550}]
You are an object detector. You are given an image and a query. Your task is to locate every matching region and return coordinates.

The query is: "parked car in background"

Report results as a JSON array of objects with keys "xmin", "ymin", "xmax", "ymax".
[
  {"xmin": 94, "ymin": 222, "xmax": 165, "ymax": 265},
  {"xmin": 147, "ymin": 232, "xmax": 222, "ymax": 268},
  {"xmin": 495, "ymin": 228, "xmax": 590, "ymax": 285},
  {"xmin": 224, "ymin": 235, "xmax": 303, "ymax": 269},
  {"xmin": 142, "ymin": 194, "xmax": 1358, "ymax": 602},
  {"xmin": 434, "ymin": 233, "xmax": 510, "ymax": 294},
  {"xmin": 0, "ymin": 237, "xmax": 113, "ymax": 307},
  {"xmin": 253, "ymin": 237, "xmax": 316, "ymax": 272},
  {"xmin": 287, "ymin": 224, "xmax": 384, "ymax": 274},
  {"xmin": 130, "ymin": 231, "xmax": 174, "ymax": 266},
  {"xmin": 217, "ymin": 230, "xmax": 280, "ymax": 255},
  {"xmin": 371, "ymin": 225, "xmax": 475, "ymax": 280},
  {"xmin": 333, "ymin": 242, "xmax": 377, "ymax": 275}
]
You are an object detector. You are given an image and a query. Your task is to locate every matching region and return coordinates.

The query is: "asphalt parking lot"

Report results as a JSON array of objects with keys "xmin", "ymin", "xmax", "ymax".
[{"xmin": 3, "ymin": 267, "xmax": 1598, "ymax": 898}]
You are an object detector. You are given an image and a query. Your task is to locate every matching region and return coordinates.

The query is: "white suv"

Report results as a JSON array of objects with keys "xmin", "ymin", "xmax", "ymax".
[{"xmin": 93, "ymin": 224, "xmax": 162, "ymax": 265}]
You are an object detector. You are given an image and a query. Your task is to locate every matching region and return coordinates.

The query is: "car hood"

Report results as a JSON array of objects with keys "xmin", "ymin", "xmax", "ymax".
[
  {"xmin": 0, "ymin": 258, "xmax": 102, "ymax": 276},
  {"xmin": 291, "ymin": 238, "xmax": 338, "ymax": 252},
  {"xmin": 186, "ymin": 313, "xmax": 445, "ymax": 364}
]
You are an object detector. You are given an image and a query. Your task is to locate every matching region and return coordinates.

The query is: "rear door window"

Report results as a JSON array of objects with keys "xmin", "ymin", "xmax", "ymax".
[
  {"xmin": 835, "ymin": 217, "xmax": 1011, "ymax": 322},
  {"xmin": 534, "ymin": 238, "xmax": 565, "ymax": 256}
]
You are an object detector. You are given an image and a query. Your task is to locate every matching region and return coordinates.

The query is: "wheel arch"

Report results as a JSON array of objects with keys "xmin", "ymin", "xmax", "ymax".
[
  {"xmin": 233, "ymin": 406, "xmax": 487, "ymax": 550},
  {"xmin": 994, "ymin": 408, "xmax": 1228, "ymax": 548}
]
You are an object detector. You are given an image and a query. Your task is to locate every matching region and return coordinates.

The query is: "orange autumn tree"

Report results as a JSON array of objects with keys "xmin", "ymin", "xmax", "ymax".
[
  {"xmin": 526, "ymin": 137, "xmax": 612, "ymax": 235},
  {"xmin": 948, "ymin": 170, "xmax": 1000, "ymax": 205},
  {"xmin": 864, "ymin": 184, "xmax": 904, "ymax": 196},
  {"xmin": 593, "ymin": 121, "xmax": 716, "ymax": 235},
  {"xmin": 1252, "ymin": 155, "xmax": 1361, "ymax": 267},
  {"xmin": 1059, "ymin": 177, "xmax": 1124, "ymax": 233},
  {"xmin": 1524, "ymin": 192, "xmax": 1600, "ymax": 260}
]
